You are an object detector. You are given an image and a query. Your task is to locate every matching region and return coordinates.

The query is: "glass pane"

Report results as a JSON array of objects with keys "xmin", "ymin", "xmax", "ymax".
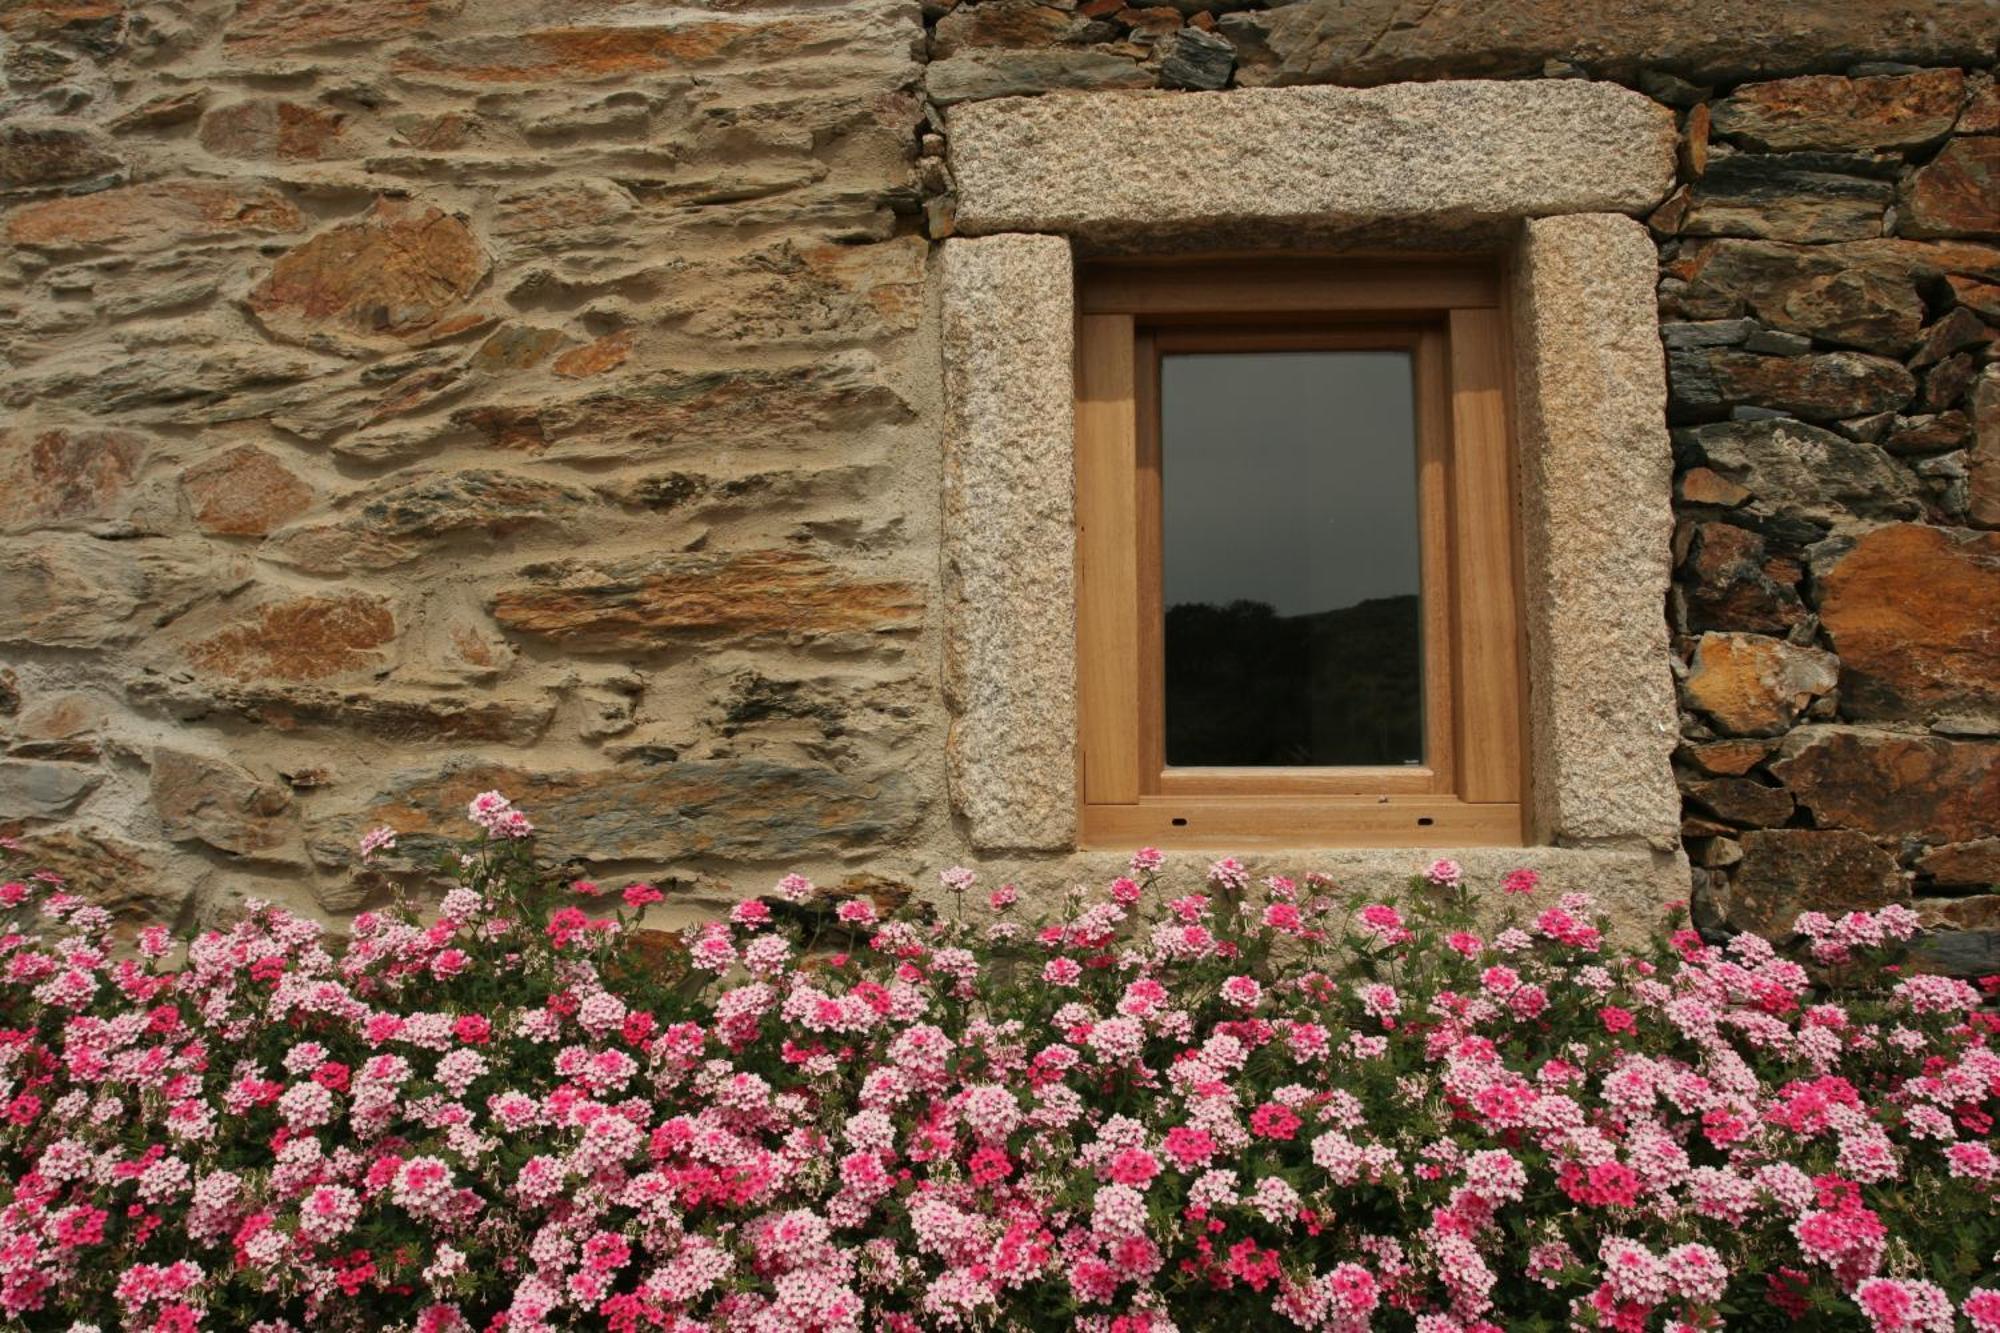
[{"xmin": 1160, "ymin": 349, "xmax": 1423, "ymax": 767}]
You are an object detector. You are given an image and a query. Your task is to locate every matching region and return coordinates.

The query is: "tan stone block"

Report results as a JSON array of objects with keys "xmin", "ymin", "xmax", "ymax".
[
  {"xmin": 262, "ymin": 470, "xmax": 592, "ymax": 575},
  {"xmin": 0, "ymin": 536, "xmax": 230, "ymax": 650},
  {"xmin": 0, "ymin": 759, "xmax": 101, "ymax": 817},
  {"xmin": 1510, "ymin": 215, "xmax": 1681, "ymax": 848},
  {"xmin": 326, "ymin": 758, "xmax": 923, "ymax": 865},
  {"xmin": 949, "ymin": 81, "xmax": 1675, "ymax": 247},
  {"xmin": 940, "ymin": 234, "xmax": 1076, "ymax": 852}
]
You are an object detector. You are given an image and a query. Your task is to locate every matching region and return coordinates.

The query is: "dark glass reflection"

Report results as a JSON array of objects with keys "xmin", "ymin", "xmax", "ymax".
[{"xmin": 1161, "ymin": 350, "xmax": 1423, "ymax": 767}]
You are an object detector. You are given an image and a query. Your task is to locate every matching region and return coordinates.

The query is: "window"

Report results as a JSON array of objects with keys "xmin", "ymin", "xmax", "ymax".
[{"xmin": 1075, "ymin": 260, "xmax": 1526, "ymax": 848}]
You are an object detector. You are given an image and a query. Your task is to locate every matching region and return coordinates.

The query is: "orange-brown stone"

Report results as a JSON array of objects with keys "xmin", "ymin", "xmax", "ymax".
[
  {"xmin": 1816, "ymin": 524, "xmax": 2000, "ymax": 720},
  {"xmin": 180, "ymin": 445, "xmax": 313, "ymax": 537},
  {"xmin": 1917, "ymin": 839, "xmax": 2000, "ymax": 888},
  {"xmin": 1, "ymin": 425, "xmax": 145, "ymax": 530},
  {"xmin": 5, "ymin": 179, "xmax": 303, "ymax": 251},
  {"xmin": 1709, "ymin": 69, "xmax": 1966, "ymax": 151},
  {"xmin": 187, "ymin": 593, "xmax": 395, "ymax": 682},
  {"xmin": 489, "ymin": 550, "xmax": 924, "ymax": 650},
  {"xmin": 1678, "ymin": 467, "xmax": 1751, "ymax": 507},
  {"xmin": 552, "ymin": 330, "xmax": 633, "ymax": 379},
  {"xmin": 246, "ymin": 198, "xmax": 489, "ymax": 349},
  {"xmin": 225, "ymin": 0, "xmax": 457, "ymax": 53},
  {"xmin": 1725, "ymin": 829, "xmax": 1905, "ymax": 939},
  {"xmin": 393, "ymin": 21, "xmax": 812, "ymax": 84},
  {"xmin": 1680, "ymin": 737, "xmax": 1776, "ymax": 777},
  {"xmin": 198, "ymin": 100, "xmax": 348, "ymax": 161},
  {"xmin": 1902, "ymin": 137, "xmax": 2000, "ymax": 240},
  {"xmin": 1683, "ymin": 631, "xmax": 1838, "ymax": 736},
  {"xmin": 1771, "ymin": 728, "xmax": 2000, "ymax": 844}
]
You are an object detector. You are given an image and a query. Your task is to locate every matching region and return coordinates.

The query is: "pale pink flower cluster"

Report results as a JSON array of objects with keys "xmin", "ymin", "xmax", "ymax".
[{"xmin": 0, "ymin": 801, "xmax": 1993, "ymax": 1331}]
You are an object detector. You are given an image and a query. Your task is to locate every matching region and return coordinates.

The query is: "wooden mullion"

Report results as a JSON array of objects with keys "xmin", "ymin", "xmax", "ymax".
[
  {"xmin": 1414, "ymin": 326, "xmax": 1457, "ymax": 798},
  {"xmin": 1076, "ymin": 314, "xmax": 1142, "ymax": 805},
  {"xmin": 1135, "ymin": 332, "xmax": 1165, "ymax": 791},
  {"xmin": 1447, "ymin": 307, "xmax": 1525, "ymax": 804}
]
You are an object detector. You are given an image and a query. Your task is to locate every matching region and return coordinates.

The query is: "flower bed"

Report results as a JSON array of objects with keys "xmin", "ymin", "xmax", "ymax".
[{"xmin": 2, "ymin": 796, "xmax": 1997, "ymax": 1332}]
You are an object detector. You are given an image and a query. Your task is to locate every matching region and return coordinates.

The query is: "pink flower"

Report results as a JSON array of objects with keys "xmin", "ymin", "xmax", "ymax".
[
  {"xmin": 1424, "ymin": 858, "xmax": 1464, "ymax": 888},
  {"xmin": 623, "ymin": 882, "xmax": 664, "ymax": 909},
  {"xmin": 1501, "ymin": 868, "xmax": 1540, "ymax": 894},
  {"xmin": 1248, "ymin": 1103, "xmax": 1301, "ymax": 1141},
  {"xmin": 1107, "ymin": 1148, "xmax": 1160, "ymax": 1187},
  {"xmin": 1128, "ymin": 847, "xmax": 1163, "ymax": 873},
  {"xmin": 1219, "ymin": 975, "xmax": 1262, "ymax": 1009},
  {"xmin": 1162, "ymin": 1126, "xmax": 1217, "ymax": 1170},
  {"xmin": 1206, "ymin": 858, "xmax": 1249, "ymax": 891},
  {"xmin": 358, "ymin": 826, "xmax": 398, "ymax": 861},
  {"xmin": 835, "ymin": 898, "xmax": 878, "ymax": 926}
]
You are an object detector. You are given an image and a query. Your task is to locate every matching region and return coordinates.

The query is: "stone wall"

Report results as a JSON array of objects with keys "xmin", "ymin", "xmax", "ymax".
[{"xmin": 1, "ymin": 0, "xmax": 1995, "ymax": 966}]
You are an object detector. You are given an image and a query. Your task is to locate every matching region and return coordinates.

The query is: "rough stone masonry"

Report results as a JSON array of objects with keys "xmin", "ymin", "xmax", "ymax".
[{"xmin": 0, "ymin": 0, "xmax": 1995, "ymax": 971}]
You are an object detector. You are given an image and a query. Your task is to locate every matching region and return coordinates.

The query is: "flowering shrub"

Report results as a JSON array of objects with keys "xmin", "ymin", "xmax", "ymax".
[{"xmin": 2, "ymin": 799, "xmax": 1997, "ymax": 1332}]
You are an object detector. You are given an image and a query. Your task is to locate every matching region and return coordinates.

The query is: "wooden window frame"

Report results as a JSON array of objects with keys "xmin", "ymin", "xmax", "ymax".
[{"xmin": 1075, "ymin": 259, "xmax": 1527, "ymax": 849}]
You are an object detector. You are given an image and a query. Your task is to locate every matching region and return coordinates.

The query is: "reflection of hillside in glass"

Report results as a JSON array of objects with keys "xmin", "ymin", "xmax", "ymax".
[{"xmin": 1163, "ymin": 595, "xmax": 1423, "ymax": 767}]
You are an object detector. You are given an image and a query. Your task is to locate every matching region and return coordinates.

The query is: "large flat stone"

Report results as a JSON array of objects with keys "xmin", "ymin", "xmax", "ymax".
[
  {"xmin": 1219, "ymin": 0, "xmax": 1997, "ymax": 88},
  {"xmin": 246, "ymin": 198, "xmax": 491, "ymax": 352},
  {"xmin": 0, "ymin": 536, "xmax": 229, "ymax": 650},
  {"xmin": 1901, "ymin": 137, "xmax": 2000, "ymax": 240},
  {"xmin": 1709, "ymin": 70, "xmax": 1968, "ymax": 152},
  {"xmin": 183, "ymin": 592, "xmax": 397, "ymax": 683},
  {"xmin": 467, "ymin": 355, "xmax": 916, "ymax": 465},
  {"xmin": 1771, "ymin": 728, "xmax": 1999, "ymax": 845},
  {"xmin": 0, "ymin": 759, "xmax": 101, "ymax": 818},
  {"xmin": 1675, "ymin": 419, "xmax": 1919, "ymax": 522},
  {"xmin": 1668, "ymin": 238, "xmax": 2000, "ymax": 356},
  {"xmin": 489, "ymin": 550, "xmax": 924, "ymax": 651},
  {"xmin": 1814, "ymin": 524, "xmax": 1999, "ymax": 724},
  {"xmin": 927, "ymin": 48, "xmax": 1150, "ymax": 105},
  {"xmin": 335, "ymin": 758, "xmax": 923, "ymax": 865},
  {"xmin": 1510, "ymin": 215, "xmax": 1681, "ymax": 850},
  {"xmin": 1, "ymin": 425, "xmax": 150, "ymax": 534},
  {"xmin": 263, "ymin": 470, "xmax": 593, "ymax": 575},
  {"xmin": 1723, "ymin": 829, "xmax": 1905, "ymax": 939},
  {"xmin": 5, "ymin": 180, "xmax": 304, "ymax": 253},
  {"xmin": 940, "ymin": 234, "xmax": 1076, "ymax": 852},
  {"xmin": 948, "ymin": 82, "xmax": 1674, "ymax": 249},
  {"xmin": 151, "ymin": 747, "xmax": 300, "ymax": 862}
]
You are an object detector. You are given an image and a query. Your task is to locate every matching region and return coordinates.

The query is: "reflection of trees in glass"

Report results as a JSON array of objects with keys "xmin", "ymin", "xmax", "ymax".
[{"xmin": 1163, "ymin": 596, "xmax": 1423, "ymax": 767}]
